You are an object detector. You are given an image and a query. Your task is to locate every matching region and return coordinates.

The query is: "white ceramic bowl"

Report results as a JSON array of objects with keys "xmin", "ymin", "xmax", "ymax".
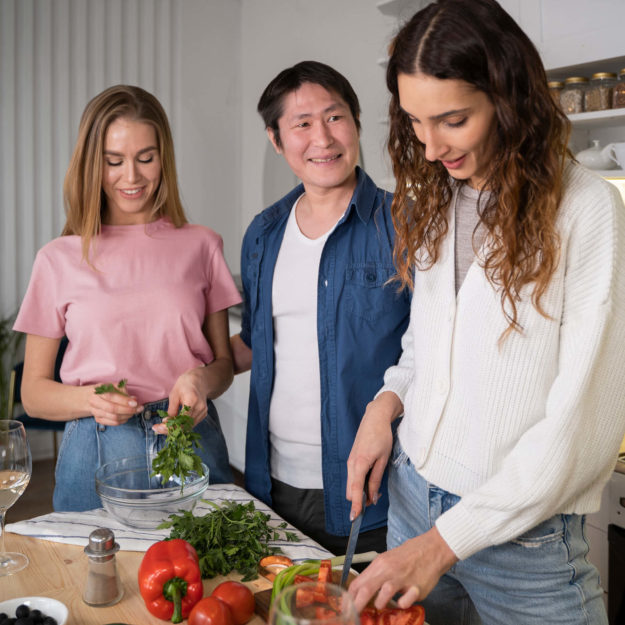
[
  {"xmin": 0, "ymin": 596, "xmax": 68, "ymax": 624},
  {"xmin": 95, "ymin": 454, "xmax": 209, "ymax": 529}
]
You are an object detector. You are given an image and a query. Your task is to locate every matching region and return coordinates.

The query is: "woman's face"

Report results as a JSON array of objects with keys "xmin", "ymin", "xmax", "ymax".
[
  {"xmin": 101, "ymin": 117, "xmax": 162, "ymax": 224},
  {"xmin": 397, "ymin": 73, "xmax": 497, "ymax": 189}
]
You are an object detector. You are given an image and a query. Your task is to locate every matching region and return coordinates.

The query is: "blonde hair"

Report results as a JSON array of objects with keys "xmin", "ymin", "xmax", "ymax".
[{"xmin": 62, "ymin": 84, "xmax": 187, "ymax": 261}]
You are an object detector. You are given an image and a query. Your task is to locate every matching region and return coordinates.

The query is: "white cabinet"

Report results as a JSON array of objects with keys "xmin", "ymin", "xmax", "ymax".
[{"xmin": 514, "ymin": 0, "xmax": 625, "ymax": 73}]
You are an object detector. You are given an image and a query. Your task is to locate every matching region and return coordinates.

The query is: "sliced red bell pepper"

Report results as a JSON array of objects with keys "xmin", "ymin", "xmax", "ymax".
[
  {"xmin": 359, "ymin": 605, "xmax": 425, "ymax": 625},
  {"xmin": 294, "ymin": 574, "xmax": 316, "ymax": 584},
  {"xmin": 315, "ymin": 606, "xmax": 339, "ymax": 620},
  {"xmin": 138, "ymin": 538, "xmax": 204, "ymax": 623},
  {"xmin": 317, "ymin": 559, "xmax": 332, "ymax": 583}
]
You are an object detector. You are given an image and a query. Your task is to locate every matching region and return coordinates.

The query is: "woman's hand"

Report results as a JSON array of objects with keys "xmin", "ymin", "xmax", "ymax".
[
  {"xmin": 88, "ymin": 385, "xmax": 142, "ymax": 426},
  {"xmin": 164, "ymin": 365, "xmax": 212, "ymax": 429},
  {"xmin": 346, "ymin": 391, "xmax": 404, "ymax": 518},
  {"xmin": 153, "ymin": 309, "xmax": 234, "ymax": 434},
  {"xmin": 348, "ymin": 527, "xmax": 458, "ymax": 612}
]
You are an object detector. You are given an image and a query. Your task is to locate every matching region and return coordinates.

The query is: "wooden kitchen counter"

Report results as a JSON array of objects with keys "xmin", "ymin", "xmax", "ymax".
[{"xmin": 1, "ymin": 533, "xmax": 273, "ymax": 625}]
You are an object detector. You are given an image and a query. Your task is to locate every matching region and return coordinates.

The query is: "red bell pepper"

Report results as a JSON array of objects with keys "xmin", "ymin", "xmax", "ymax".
[{"xmin": 138, "ymin": 538, "xmax": 204, "ymax": 623}]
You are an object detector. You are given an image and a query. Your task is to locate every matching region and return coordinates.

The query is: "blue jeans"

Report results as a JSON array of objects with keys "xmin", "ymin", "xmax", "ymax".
[
  {"xmin": 53, "ymin": 398, "xmax": 232, "ymax": 511},
  {"xmin": 388, "ymin": 441, "xmax": 607, "ymax": 625}
]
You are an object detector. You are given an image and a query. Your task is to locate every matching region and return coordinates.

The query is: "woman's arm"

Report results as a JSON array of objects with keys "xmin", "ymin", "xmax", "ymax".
[
  {"xmin": 230, "ymin": 333, "xmax": 252, "ymax": 374},
  {"xmin": 163, "ymin": 309, "xmax": 234, "ymax": 426},
  {"xmin": 21, "ymin": 334, "xmax": 140, "ymax": 423}
]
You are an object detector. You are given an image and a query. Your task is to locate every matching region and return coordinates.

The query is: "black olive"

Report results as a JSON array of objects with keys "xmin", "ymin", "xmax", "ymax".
[
  {"xmin": 28, "ymin": 610, "xmax": 42, "ymax": 623},
  {"xmin": 15, "ymin": 606, "xmax": 29, "ymax": 619},
  {"xmin": 42, "ymin": 618, "xmax": 57, "ymax": 625}
]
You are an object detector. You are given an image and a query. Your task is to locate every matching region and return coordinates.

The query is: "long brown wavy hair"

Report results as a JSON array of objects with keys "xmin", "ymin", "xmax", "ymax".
[
  {"xmin": 387, "ymin": 0, "xmax": 571, "ymax": 336},
  {"xmin": 62, "ymin": 85, "xmax": 187, "ymax": 262}
]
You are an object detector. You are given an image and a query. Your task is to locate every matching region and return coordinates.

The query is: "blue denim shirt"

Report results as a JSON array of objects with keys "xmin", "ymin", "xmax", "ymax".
[{"xmin": 240, "ymin": 168, "xmax": 410, "ymax": 535}]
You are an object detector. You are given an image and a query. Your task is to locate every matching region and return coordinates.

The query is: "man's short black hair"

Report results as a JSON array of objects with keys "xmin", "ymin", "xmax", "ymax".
[{"xmin": 257, "ymin": 60, "xmax": 361, "ymax": 148}]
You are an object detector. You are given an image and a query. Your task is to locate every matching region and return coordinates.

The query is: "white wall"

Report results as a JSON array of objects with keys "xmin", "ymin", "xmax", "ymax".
[
  {"xmin": 0, "ymin": 0, "xmax": 241, "ymax": 318},
  {"xmin": 239, "ymin": 0, "xmax": 398, "ymax": 244}
]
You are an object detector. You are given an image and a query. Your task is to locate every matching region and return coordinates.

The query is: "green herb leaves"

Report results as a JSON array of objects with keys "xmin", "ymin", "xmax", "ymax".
[
  {"xmin": 159, "ymin": 500, "xmax": 300, "ymax": 581},
  {"xmin": 151, "ymin": 405, "xmax": 205, "ymax": 489},
  {"xmin": 94, "ymin": 379, "xmax": 128, "ymax": 396}
]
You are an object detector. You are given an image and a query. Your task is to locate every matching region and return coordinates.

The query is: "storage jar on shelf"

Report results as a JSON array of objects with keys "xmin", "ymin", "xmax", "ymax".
[
  {"xmin": 585, "ymin": 72, "xmax": 617, "ymax": 112},
  {"xmin": 548, "ymin": 80, "xmax": 564, "ymax": 106},
  {"xmin": 613, "ymin": 69, "xmax": 625, "ymax": 109},
  {"xmin": 560, "ymin": 77, "xmax": 588, "ymax": 114}
]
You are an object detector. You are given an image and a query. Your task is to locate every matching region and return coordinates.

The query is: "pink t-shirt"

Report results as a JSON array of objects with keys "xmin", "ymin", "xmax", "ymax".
[{"xmin": 14, "ymin": 218, "xmax": 242, "ymax": 404}]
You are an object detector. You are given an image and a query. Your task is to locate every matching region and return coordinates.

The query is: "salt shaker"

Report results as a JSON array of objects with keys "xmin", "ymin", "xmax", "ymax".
[{"xmin": 83, "ymin": 527, "xmax": 123, "ymax": 606}]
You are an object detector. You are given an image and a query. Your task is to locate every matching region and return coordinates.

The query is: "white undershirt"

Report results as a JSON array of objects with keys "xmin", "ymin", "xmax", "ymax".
[{"xmin": 269, "ymin": 195, "xmax": 339, "ymax": 488}]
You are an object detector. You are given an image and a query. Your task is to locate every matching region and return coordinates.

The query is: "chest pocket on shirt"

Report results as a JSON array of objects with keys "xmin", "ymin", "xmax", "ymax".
[{"xmin": 345, "ymin": 263, "xmax": 399, "ymax": 322}]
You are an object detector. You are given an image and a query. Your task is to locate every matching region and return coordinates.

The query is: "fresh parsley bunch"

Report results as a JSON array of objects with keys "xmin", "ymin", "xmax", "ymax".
[
  {"xmin": 94, "ymin": 378, "xmax": 128, "ymax": 396},
  {"xmin": 151, "ymin": 405, "xmax": 205, "ymax": 490},
  {"xmin": 159, "ymin": 499, "xmax": 300, "ymax": 581}
]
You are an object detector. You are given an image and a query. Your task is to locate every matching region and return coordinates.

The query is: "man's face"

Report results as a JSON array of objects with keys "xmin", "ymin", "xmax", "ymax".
[{"xmin": 269, "ymin": 82, "xmax": 360, "ymax": 197}]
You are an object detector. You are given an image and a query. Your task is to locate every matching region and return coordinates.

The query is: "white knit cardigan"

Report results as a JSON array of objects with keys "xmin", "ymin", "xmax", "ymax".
[{"xmin": 380, "ymin": 162, "xmax": 625, "ymax": 560}]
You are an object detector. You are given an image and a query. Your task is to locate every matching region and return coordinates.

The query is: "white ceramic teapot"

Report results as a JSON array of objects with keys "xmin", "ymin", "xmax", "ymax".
[{"xmin": 575, "ymin": 140, "xmax": 616, "ymax": 170}]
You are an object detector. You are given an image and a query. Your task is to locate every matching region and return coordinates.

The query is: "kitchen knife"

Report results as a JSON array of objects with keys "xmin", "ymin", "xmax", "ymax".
[{"xmin": 340, "ymin": 487, "xmax": 367, "ymax": 587}]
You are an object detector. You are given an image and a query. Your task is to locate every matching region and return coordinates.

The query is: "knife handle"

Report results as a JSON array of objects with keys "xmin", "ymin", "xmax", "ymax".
[{"xmin": 362, "ymin": 468, "xmax": 372, "ymax": 508}]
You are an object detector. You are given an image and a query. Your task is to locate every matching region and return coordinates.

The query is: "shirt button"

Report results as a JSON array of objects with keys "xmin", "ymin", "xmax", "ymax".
[
  {"xmin": 324, "ymin": 280, "xmax": 328, "ymax": 287},
  {"xmin": 366, "ymin": 272, "xmax": 376, "ymax": 282}
]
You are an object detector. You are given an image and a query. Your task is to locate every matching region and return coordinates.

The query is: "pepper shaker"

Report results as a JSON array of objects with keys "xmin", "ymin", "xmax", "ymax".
[{"xmin": 83, "ymin": 527, "xmax": 123, "ymax": 607}]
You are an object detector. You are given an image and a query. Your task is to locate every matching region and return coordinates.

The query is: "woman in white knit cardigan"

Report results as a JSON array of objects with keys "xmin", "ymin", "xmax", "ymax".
[{"xmin": 346, "ymin": 1, "xmax": 625, "ymax": 624}]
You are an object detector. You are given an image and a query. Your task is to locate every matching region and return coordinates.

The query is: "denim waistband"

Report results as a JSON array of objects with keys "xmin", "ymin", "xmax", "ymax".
[{"xmin": 138, "ymin": 398, "xmax": 169, "ymax": 421}]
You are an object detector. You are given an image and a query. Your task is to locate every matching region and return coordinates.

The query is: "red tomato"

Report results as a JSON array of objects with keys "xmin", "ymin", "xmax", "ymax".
[
  {"xmin": 189, "ymin": 596, "xmax": 235, "ymax": 625},
  {"xmin": 211, "ymin": 581, "xmax": 255, "ymax": 625}
]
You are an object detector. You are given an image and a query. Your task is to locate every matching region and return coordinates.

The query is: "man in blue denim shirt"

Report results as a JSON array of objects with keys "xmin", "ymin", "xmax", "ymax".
[{"xmin": 231, "ymin": 61, "xmax": 410, "ymax": 556}]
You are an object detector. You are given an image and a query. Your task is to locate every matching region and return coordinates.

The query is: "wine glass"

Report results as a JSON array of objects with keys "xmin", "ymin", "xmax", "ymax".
[
  {"xmin": 269, "ymin": 582, "xmax": 359, "ymax": 625},
  {"xmin": 0, "ymin": 419, "xmax": 32, "ymax": 576}
]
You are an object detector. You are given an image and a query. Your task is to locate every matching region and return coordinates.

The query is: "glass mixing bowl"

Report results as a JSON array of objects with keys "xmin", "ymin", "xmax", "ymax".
[{"xmin": 95, "ymin": 455, "xmax": 209, "ymax": 529}]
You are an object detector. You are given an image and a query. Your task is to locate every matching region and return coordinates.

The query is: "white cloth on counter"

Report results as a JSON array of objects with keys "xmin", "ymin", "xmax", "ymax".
[{"xmin": 6, "ymin": 483, "xmax": 332, "ymax": 561}]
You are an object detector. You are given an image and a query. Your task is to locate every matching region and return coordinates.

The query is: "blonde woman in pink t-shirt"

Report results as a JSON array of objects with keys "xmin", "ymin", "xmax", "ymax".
[{"xmin": 14, "ymin": 85, "xmax": 242, "ymax": 511}]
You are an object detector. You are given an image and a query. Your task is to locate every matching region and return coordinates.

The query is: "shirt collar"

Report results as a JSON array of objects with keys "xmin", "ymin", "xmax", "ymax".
[{"xmin": 264, "ymin": 166, "xmax": 380, "ymax": 227}]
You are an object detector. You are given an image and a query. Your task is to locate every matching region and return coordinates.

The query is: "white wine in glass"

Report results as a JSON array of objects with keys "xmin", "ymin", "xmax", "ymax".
[
  {"xmin": 0, "ymin": 419, "xmax": 32, "ymax": 576},
  {"xmin": 269, "ymin": 582, "xmax": 359, "ymax": 625}
]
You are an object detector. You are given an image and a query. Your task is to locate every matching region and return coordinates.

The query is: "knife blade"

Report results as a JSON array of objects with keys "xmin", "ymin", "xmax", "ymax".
[{"xmin": 340, "ymin": 487, "xmax": 367, "ymax": 587}]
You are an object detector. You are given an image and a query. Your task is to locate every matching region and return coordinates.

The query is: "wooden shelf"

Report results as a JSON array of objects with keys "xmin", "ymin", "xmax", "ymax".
[{"xmin": 601, "ymin": 170, "xmax": 625, "ymax": 178}]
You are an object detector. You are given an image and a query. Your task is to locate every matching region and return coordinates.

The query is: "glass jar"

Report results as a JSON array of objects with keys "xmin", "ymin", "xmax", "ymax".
[
  {"xmin": 585, "ymin": 72, "xmax": 617, "ymax": 112},
  {"xmin": 613, "ymin": 69, "xmax": 625, "ymax": 109},
  {"xmin": 548, "ymin": 80, "xmax": 564, "ymax": 106},
  {"xmin": 560, "ymin": 77, "xmax": 588, "ymax": 114}
]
